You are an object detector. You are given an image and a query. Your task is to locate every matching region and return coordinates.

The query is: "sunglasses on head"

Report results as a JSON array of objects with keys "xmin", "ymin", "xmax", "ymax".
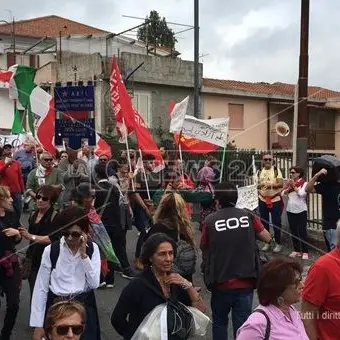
[
  {"xmin": 55, "ymin": 324, "xmax": 84, "ymax": 336},
  {"xmin": 43, "ymin": 158, "xmax": 53, "ymax": 162},
  {"xmin": 36, "ymin": 194, "xmax": 49, "ymax": 202},
  {"xmin": 62, "ymin": 231, "xmax": 82, "ymax": 239}
]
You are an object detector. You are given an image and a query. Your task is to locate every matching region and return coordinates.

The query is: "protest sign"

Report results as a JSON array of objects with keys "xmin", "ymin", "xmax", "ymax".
[{"xmin": 236, "ymin": 183, "xmax": 258, "ymax": 211}]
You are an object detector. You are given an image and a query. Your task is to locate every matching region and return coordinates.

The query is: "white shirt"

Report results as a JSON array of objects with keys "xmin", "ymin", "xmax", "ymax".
[
  {"xmin": 29, "ymin": 237, "xmax": 101, "ymax": 327},
  {"xmin": 282, "ymin": 182, "xmax": 307, "ymax": 214}
]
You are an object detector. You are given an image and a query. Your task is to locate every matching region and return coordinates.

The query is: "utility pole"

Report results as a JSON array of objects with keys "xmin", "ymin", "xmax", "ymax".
[
  {"xmin": 194, "ymin": 0, "xmax": 200, "ymax": 118},
  {"xmin": 296, "ymin": 0, "xmax": 310, "ymax": 171}
]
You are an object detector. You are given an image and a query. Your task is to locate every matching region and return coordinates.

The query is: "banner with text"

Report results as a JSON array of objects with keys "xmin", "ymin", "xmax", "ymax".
[
  {"xmin": 236, "ymin": 184, "xmax": 258, "ymax": 211},
  {"xmin": 181, "ymin": 116, "xmax": 229, "ymax": 148}
]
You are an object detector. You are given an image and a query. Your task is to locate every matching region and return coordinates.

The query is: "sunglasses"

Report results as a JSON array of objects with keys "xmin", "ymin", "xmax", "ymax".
[
  {"xmin": 290, "ymin": 171, "xmax": 296, "ymax": 174},
  {"xmin": 36, "ymin": 194, "xmax": 49, "ymax": 202},
  {"xmin": 62, "ymin": 231, "xmax": 83, "ymax": 239},
  {"xmin": 43, "ymin": 158, "xmax": 53, "ymax": 162},
  {"xmin": 99, "ymin": 158, "xmax": 108, "ymax": 162},
  {"xmin": 55, "ymin": 324, "xmax": 84, "ymax": 336},
  {"xmin": 60, "ymin": 155, "xmax": 68, "ymax": 158},
  {"xmin": 263, "ymin": 158, "xmax": 272, "ymax": 161}
]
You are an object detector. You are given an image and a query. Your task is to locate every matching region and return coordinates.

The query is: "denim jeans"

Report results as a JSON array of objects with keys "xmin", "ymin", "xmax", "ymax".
[
  {"xmin": 258, "ymin": 199, "xmax": 282, "ymax": 244},
  {"xmin": 211, "ymin": 288, "xmax": 254, "ymax": 340},
  {"xmin": 324, "ymin": 229, "xmax": 336, "ymax": 251}
]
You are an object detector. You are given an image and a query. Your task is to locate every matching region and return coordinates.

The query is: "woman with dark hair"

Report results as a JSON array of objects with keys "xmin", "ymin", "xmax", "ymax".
[
  {"xmin": 30, "ymin": 206, "xmax": 101, "ymax": 340},
  {"xmin": 282, "ymin": 166, "xmax": 308, "ymax": 259},
  {"xmin": 0, "ymin": 185, "xmax": 22, "ymax": 340},
  {"xmin": 19, "ymin": 185, "xmax": 60, "ymax": 296},
  {"xmin": 111, "ymin": 233, "xmax": 206, "ymax": 339},
  {"xmin": 236, "ymin": 257, "xmax": 308, "ymax": 340},
  {"xmin": 44, "ymin": 300, "xmax": 86, "ymax": 340}
]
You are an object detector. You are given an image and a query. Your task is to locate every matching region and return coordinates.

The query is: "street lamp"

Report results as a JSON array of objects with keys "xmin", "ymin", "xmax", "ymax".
[{"xmin": 0, "ymin": 18, "xmax": 15, "ymax": 53}]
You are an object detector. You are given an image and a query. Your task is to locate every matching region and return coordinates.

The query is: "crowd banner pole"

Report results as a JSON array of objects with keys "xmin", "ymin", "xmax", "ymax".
[
  {"xmin": 139, "ymin": 148, "xmax": 151, "ymax": 200},
  {"xmin": 122, "ymin": 118, "xmax": 135, "ymax": 192},
  {"xmin": 178, "ymin": 143, "xmax": 185, "ymax": 184},
  {"xmin": 219, "ymin": 142, "xmax": 227, "ymax": 183}
]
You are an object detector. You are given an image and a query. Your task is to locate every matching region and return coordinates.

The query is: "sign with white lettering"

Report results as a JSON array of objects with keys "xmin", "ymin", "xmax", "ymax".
[
  {"xmin": 55, "ymin": 85, "xmax": 95, "ymax": 111},
  {"xmin": 236, "ymin": 184, "xmax": 258, "ymax": 211},
  {"xmin": 0, "ymin": 134, "xmax": 36, "ymax": 149}
]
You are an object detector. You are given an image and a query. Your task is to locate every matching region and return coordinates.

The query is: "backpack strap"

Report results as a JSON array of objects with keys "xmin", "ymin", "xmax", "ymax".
[
  {"xmin": 254, "ymin": 309, "xmax": 271, "ymax": 340},
  {"xmin": 50, "ymin": 240, "xmax": 94, "ymax": 271}
]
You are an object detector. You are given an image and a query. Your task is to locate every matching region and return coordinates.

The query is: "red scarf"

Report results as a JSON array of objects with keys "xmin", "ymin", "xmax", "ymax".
[{"xmin": 283, "ymin": 178, "xmax": 305, "ymax": 194}]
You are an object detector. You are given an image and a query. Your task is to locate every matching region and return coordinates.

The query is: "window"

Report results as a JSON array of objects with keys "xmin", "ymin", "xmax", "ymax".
[
  {"xmin": 228, "ymin": 103, "xmax": 244, "ymax": 129},
  {"xmin": 131, "ymin": 91, "xmax": 152, "ymax": 127}
]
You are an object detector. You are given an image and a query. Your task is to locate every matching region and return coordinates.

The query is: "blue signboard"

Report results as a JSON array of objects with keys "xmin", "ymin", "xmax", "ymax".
[
  {"xmin": 55, "ymin": 118, "xmax": 96, "ymax": 149},
  {"xmin": 55, "ymin": 85, "xmax": 95, "ymax": 112}
]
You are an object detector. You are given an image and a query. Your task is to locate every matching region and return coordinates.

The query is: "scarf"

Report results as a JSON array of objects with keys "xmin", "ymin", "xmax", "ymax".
[
  {"xmin": 283, "ymin": 178, "xmax": 306, "ymax": 194},
  {"xmin": 36, "ymin": 164, "xmax": 54, "ymax": 181}
]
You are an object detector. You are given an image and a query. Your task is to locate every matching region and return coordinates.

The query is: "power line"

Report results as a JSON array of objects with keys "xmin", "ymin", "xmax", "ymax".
[{"xmin": 122, "ymin": 15, "xmax": 194, "ymax": 28}]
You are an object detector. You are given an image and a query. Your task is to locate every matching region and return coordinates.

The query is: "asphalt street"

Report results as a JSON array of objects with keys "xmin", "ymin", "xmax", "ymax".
[{"xmin": 1, "ymin": 215, "xmax": 316, "ymax": 340}]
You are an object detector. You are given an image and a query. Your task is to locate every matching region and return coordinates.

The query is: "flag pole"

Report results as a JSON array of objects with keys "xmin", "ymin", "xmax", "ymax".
[
  {"xmin": 138, "ymin": 148, "xmax": 151, "ymax": 200},
  {"xmin": 122, "ymin": 118, "xmax": 135, "ymax": 192},
  {"xmin": 178, "ymin": 143, "xmax": 185, "ymax": 184},
  {"xmin": 219, "ymin": 142, "xmax": 227, "ymax": 183}
]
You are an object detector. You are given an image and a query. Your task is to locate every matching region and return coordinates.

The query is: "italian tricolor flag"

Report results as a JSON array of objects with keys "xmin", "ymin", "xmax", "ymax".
[{"xmin": 0, "ymin": 65, "xmax": 55, "ymax": 154}]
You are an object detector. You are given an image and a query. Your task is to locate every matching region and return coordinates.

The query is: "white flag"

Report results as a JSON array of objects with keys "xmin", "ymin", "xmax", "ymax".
[
  {"xmin": 181, "ymin": 116, "xmax": 229, "ymax": 148},
  {"xmin": 169, "ymin": 96, "xmax": 189, "ymax": 133}
]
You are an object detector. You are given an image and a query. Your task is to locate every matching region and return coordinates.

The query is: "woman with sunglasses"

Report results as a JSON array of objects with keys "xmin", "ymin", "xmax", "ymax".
[
  {"xmin": 0, "ymin": 185, "xmax": 22, "ymax": 340},
  {"xmin": 30, "ymin": 206, "xmax": 101, "ymax": 340},
  {"xmin": 26, "ymin": 152, "xmax": 63, "ymax": 211},
  {"xmin": 282, "ymin": 166, "xmax": 309, "ymax": 260},
  {"xmin": 236, "ymin": 257, "xmax": 308, "ymax": 340},
  {"xmin": 44, "ymin": 300, "xmax": 86, "ymax": 340},
  {"xmin": 19, "ymin": 185, "xmax": 60, "ymax": 296}
]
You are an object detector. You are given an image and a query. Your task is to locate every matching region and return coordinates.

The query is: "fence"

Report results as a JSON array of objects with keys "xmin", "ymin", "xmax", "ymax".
[{"xmin": 180, "ymin": 148, "xmax": 334, "ymax": 232}]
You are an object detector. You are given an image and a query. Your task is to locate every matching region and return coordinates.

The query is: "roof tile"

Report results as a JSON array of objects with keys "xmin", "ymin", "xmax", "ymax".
[
  {"xmin": 0, "ymin": 15, "xmax": 108, "ymax": 38},
  {"xmin": 203, "ymin": 78, "xmax": 340, "ymax": 100}
]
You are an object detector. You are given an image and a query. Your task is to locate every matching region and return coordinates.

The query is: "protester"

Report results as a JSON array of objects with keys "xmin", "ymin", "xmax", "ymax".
[
  {"xmin": 149, "ymin": 192, "xmax": 197, "ymax": 282},
  {"xmin": 94, "ymin": 163, "xmax": 136, "ymax": 283},
  {"xmin": 44, "ymin": 300, "xmax": 86, "ymax": 340},
  {"xmin": 236, "ymin": 257, "xmax": 308, "ymax": 340},
  {"xmin": 111, "ymin": 233, "xmax": 205, "ymax": 339},
  {"xmin": 0, "ymin": 186, "xmax": 22, "ymax": 340},
  {"xmin": 96, "ymin": 153, "xmax": 116, "ymax": 178},
  {"xmin": 26, "ymin": 152, "xmax": 63, "ymax": 210},
  {"xmin": 14, "ymin": 143, "xmax": 35, "ymax": 185},
  {"xmin": 305, "ymin": 167, "xmax": 339, "ymax": 251},
  {"xmin": 129, "ymin": 154, "xmax": 160, "ymax": 269},
  {"xmin": 257, "ymin": 153, "xmax": 284, "ymax": 253},
  {"xmin": 30, "ymin": 206, "xmax": 101, "ymax": 340},
  {"xmin": 18, "ymin": 185, "xmax": 59, "ymax": 296},
  {"xmin": 282, "ymin": 166, "xmax": 308, "ymax": 259},
  {"xmin": 0, "ymin": 144, "xmax": 24, "ymax": 218},
  {"xmin": 301, "ymin": 219, "xmax": 340, "ymax": 340},
  {"xmin": 197, "ymin": 157, "xmax": 216, "ymax": 229},
  {"xmin": 201, "ymin": 182, "xmax": 271, "ymax": 340}
]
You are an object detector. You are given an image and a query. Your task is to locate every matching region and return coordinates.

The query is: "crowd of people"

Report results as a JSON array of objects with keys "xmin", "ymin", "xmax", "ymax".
[{"xmin": 0, "ymin": 143, "xmax": 339, "ymax": 340}]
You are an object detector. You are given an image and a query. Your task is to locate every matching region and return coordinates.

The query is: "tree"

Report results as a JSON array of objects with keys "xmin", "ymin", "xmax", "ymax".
[{"xmin": 137, "ymin": 10, "xmax": 177, "ymax": 49}]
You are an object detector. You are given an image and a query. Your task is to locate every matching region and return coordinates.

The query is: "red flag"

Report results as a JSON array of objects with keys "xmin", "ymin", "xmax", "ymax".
[
  {"xmin": 174, "ymin": 133, "xmax": 219, "ymax": 154},
  {"xmin": 110, "ymin": 56, "xmax": 135, "ymax": 140},
  {"xmin": 0, "ymin": 70, "xmax": 13, "ymax": 83},
  {"xmin": 94, "ymin": 134, "xmax": 112, "ymax": 158},
  {"xmin": 134, "ymin": 109, "xmax": 162, "ymax": 161}
]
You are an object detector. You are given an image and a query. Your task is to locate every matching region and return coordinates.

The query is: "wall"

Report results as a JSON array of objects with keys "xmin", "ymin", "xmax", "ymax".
[
  {"xmin": 35, "ymin": 62, "xmax": 57, "ymax": 84},
  {"xmin": 0, "ymin": 54, "xmax": 6, "ymax": 69},
  {"xmin": 120, "ymin": 52, "xmax": 201, "ymax": 88},
  {"xmin": 202, "ymin": 93, "xmax": 268, "ymax": 150},
  {"xmin": 0, "ymin": 89, "xmax": 15, "ymax": 130}
]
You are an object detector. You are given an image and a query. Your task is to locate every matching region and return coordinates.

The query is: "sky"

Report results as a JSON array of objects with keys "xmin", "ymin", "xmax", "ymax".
[{"xmin": 1, "ymin": 0, "xmax": 340, "ymax": 90}]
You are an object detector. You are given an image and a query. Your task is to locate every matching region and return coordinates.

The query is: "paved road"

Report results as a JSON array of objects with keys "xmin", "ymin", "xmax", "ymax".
[{"xmin": 1, "ymin": 216, "xmax": 316, "ymax": 340}]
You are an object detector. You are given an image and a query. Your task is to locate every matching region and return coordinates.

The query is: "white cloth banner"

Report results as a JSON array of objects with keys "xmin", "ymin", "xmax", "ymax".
[
  {"xmin": 236, "ymin": 184, "xmax": 258, "ymax": 211},
  {"xmin": 169, "ymin": 96, "xmax": 189, "ymax": 133},
  {"xmin": 181, "ymin": 116, "xmax": 229, "ymax": 148},
  {"xmin": 0, "ymin": 133, "xmax": 37, "ymax": 149}
]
